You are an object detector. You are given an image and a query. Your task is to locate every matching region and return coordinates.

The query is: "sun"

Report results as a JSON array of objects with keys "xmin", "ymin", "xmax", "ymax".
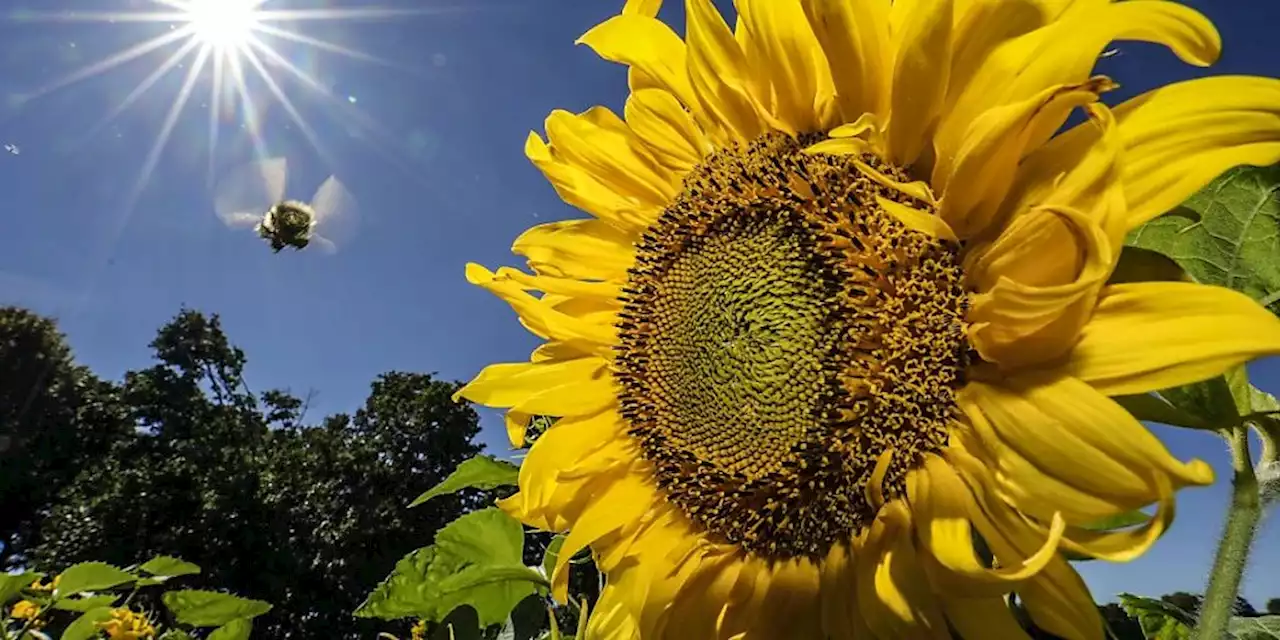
[{"xmin": 184, "ymin": 0, "xmax": 262, "ymax": 51}]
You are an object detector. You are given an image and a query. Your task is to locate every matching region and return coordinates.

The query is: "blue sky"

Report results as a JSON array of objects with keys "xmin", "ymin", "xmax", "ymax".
[{"xmin": 1, "ymin": 0, "xmax": 1278, "ymax": 608}]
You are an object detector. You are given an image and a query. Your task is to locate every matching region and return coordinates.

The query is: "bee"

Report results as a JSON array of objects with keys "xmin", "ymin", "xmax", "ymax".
[
  {"xmin": 3, "ymin": 143, "xmax": 18, "ymax": 155},
  {"xmin": 214, "ymin": 157, "xmax": 357, "ymax": 253}
]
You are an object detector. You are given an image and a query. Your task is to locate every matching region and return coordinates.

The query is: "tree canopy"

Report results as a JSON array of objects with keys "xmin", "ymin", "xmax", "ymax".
[{"xmin": 3, "ymin": 307, "xmax": 484, "ymax": 639}]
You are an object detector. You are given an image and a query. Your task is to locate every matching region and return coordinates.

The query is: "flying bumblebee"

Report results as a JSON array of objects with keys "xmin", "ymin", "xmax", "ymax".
[{"xmin": 214, "ymin": 157, "xmax": 357, "ymax": 253}]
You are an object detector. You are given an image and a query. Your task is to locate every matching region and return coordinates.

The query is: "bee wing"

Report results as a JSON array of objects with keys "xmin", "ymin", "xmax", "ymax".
[
  {"xmin": 221, "ymin": 212, "xmax": 264, "ymax": 229},
  {"xmin": 307, "ymin": 175, "xmax": 359, "ymax": 247},
  {"xmin": 310, "ymin": 234, "xmax": 339, "ymax": 255},
  {"xmin": 214, "ymin": 157, "xmax": 288, "ymax": 227}
]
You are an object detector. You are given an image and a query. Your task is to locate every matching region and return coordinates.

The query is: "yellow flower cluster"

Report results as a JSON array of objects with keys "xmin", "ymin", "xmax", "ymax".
[{"xmin": 96, "ymin": 608, "xmax": 157, "ymax": 640}]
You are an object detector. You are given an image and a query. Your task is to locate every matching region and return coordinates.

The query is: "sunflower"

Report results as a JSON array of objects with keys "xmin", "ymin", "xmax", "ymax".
[{"xmin": 456, "ymin": 0, "xmax": 1280, "ymax": 638}]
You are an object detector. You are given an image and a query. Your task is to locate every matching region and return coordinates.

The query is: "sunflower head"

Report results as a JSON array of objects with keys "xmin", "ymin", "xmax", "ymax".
[{"xmin": 458, "ymin": 0, "xmax": 1280, "ymax": 637}]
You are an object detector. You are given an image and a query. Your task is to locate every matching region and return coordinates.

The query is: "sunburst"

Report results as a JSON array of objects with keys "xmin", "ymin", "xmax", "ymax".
[{"xmin": 8, "ymin": 0, "xmax": 458, "ymax": 205}]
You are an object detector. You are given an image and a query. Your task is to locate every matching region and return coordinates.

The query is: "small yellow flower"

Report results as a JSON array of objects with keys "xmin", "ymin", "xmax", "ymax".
[
  {"xmin": 97, "ymin": 608, "xmax": 156, "ymax": 640},
  {"xmin": 410, "ymin": 619, "xmax": 427, "ymax": 640},
  {"xmin": 8, "ymin": 600, "xmax": 41, "ymax": 620},
  {"xmin": 28, "ymin": 575, "xmax": 59, "ymax": 593}
]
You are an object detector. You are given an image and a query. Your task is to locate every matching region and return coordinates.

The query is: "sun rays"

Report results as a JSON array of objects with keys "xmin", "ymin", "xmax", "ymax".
[{"xmin": 8, "ymin": 0, "xmax": 456, "ymax": 199}]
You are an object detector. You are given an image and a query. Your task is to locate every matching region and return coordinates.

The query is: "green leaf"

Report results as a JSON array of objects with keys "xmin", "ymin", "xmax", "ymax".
[
  {"xmin": 542, "ymin": 536, "xmax": 565, "ymax": 583},
  {"xmin": 1114, "ymin": 393, "xmax": 1214, "ymax": 431},
  {"xmin": 1230, "ymin": 615, "xmax": 1280, "ymax": 640},
  {"xmin": 0, "ymin": 572, "xmax": 41, "ymax": 606},
  {"xmin": 410, "ymin": 455, "xmax": 520, "ymax": 507},
  {"xmin": 1109, "ymin": 246, "xmax": 1192, "ymax": 285},
  {"xmin": 1118, "ymin": 593, "xmax": 1195, "ymax": 640},
  {"xmin": 353, "ymin": 546, "xmax": 439, "ymax": 621},
  {"xmin": 139, "ymin": 556, "xmax": 202, "ymax": 579},
  {"xmin": 54, "ymin": 562, "xmax": 136, "ymax": 598},
  {"xmin": 431, "ymin": 606, "xmax": 483, "ymax": 640},
  {"xmin": 53, "ymin": 594, "xmax": 119, "ymax": 612},
  {"xmin": 1151, "ymin": 375, "xmax": 1240, "ymax": 431},
  {"xmin": 159, "ymin": 631, "xmax": 195, "ymax": 640},
  {"xmin": 1127, "ymin": 164, "xmax": 1280, "ymax": 315},
  {"xmin": 510, "ymin": 595, "xmax": 549, "ymax": 640},
  {"xmin": 1063, "ymin": 511, "xmax": 1151, "ymax": 562},
  {"xmin": 431, "ymin": 509, "xmax": 537, "ymax": 627},
  {"xmin": 161, "ymin": 590, "xmax": 272, "ymax": 627},
  {"xmin": 59, "ymin": 606, "xmax": 115, "ymax": 640},
  {"xmin": 207, "ymin": 618, "xmax": 254, "ymax": 640},
  {"xmin": 437, "ymin": 565, "xmax": 549, "ymax": 595}
]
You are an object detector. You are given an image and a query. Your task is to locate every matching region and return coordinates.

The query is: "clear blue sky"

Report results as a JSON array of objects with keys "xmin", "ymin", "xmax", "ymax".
[{"xmin": 1, "ymin": 0, "xmax": 1277, "ymax": 608}]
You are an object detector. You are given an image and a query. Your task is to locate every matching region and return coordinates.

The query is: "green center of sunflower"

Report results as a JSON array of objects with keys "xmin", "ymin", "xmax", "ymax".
[{"xmin": 614, "ymin": 133, "xmax": 971, "ymax": 560}]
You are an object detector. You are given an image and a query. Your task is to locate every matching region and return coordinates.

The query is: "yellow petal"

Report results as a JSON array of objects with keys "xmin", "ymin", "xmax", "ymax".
[
  {"xmin": 512, "ymin": 218, "xmax": 636, "ymax": 282},
  {"xmin": 552, "ymin": 474, "xmax": 655, "ymax": 602},
  {"xmin": 803, "ymin": 137, "xmax": 870, "ymax": 157},
  {"xmin": 685, "ymin": 0, "xmax": 766, "ymax": 143},
  {"xmin": 577, "ymin": 15, "xmax": 698, "ymax": 118},
  {"xmin": 751, "ymin": 559, "xmax": 823, "ymax": 640},
  {"xmin": 504, "ymin": 410, "xmax": 531, "ymax": 448},
  {"xmin": 493, "ymin": 267, "xmax": 623, "ymax": 303},
  {"xmin": 1056, "ymin": 474, "xmax": 1176, "ymax": 563},
  {"xmin": 1067, "ymin": 282, "xmax": 1280, "ymax": 396},
  {"xmin": 800, "ymin": 0, "xmax": 892, "ymax": 124},
  {"xmin": 735, "ymin": 0, "xmax": 833, "ymax": 133},
  {"xmin": 465, "ymin": 264, "xmax": 616, "ymax": 353},
  {"xmin": 624, "ymin": 88, "xmax": 709, "ymax": 171},
  {"xmin": 544, "ymin": 108, "xmax": 679, "ymax": 208},
  {"xmin": 660, "ymin": 550, "xmax": 743, "ymax": 638},
  {"xmin": 876, "ymin": 196, "xmax": 957, "ymax": 243},
  {"xmin": 455, "ymin": 357, "xmax": 610, "ymax": 414},
  {"xmin": 622, "ymin": 0, "xmax": 661, "ymax": 17},
  {"xmin": 525, "ymin": 133, "xmax": 656, "ymax": 230},
  {"xmin": 965, "ymin": 375, "xmax": 1213, "ymax": 506},
  {"xmin": 937, "ymin": 0, "xmax": 1219, "ymax": 164},
  {"xmin": 943, "ymin": 595, "xmax": 1033, "ymax": 640},
  {"xmin": 909, "ymin": 455, "xmax": 1065, "ymax": 597},
  {"xmin": 886, "ymin": 0, "xmax": 953, "ymax": 166},
  {"xmin": 947, "ymin": 447, "xmax": 1106, "ymax": 640},
  {"xmin": 937, "ymin": 77, "xmax": 1113, "ymax": 239},
  {"xmin": 1005, "ymin": 103, "xmax": 1129, "ymax": 246},
  {"xmin": 1062, "ymin": 76, "xmax": 1280, "ymax": 230},
  {"xmin": 856, "ymin": 503, "xmax": 951, "ymax": 639},
  {"xmin": 965, "ymin": 205, "xmax": 1112, "ymax": 369},
  {"xmin": 502, "ymin": 412, "xmax": 630, "ymax": 531}
]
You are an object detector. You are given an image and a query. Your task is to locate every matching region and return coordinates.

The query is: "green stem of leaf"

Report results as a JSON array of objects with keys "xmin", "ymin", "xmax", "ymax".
[{"xmin": 1195, "ymin": 426, "xmax": 1262, "ymax": 640}]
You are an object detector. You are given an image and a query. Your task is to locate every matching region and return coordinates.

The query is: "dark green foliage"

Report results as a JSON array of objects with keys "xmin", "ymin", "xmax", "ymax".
[
  {"xmin": 1267, "ymin": 598, "xmax": 1280, "ymax": 615},
  {"xmin": 17, "ymin": 308, "xmax": 483, "ymax": 639},
  {"xmin": 0, "ymin": 307, "xmax": 131, "ymax": 570}
]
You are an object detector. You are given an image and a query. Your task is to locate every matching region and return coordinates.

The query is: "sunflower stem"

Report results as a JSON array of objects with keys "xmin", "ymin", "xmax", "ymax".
[{"xmin": 1194, "ymin": 425, "xmax": 1261, "ymax": 640}]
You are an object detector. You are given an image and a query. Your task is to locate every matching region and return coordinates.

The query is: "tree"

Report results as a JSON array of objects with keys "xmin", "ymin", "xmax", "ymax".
[
  {"xmin": 27, "ymin": 308, "xmax": 485, "ymax": 639},
  {"xmin": 1267, "ymin": 598, "xmax": 1280, "ymax": 615},
  {"xmin": 0, "ymin": 307, "xmax": 129, "ymax": 569}
]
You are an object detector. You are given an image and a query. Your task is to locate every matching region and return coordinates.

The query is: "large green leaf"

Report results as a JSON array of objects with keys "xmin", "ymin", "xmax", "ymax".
[
  {"xmin": 55, "ymin": 562, "xmax": 136, "ymax": 598},
  {"xmin": 0, "ymin": 572, "xmax": 40, "ymax": 606},
  {"xmin": 207, "ymin": 618, "xmax": 254, "ymax": 640},
  {"xmin": 139, "ymin": 556, "xmax": 202, "ymax": 579},
  {"xmin": 410, "ymin": 455, "xmax": 520, "ymax": 507},
  {"xmin": 353, "ymin": 546, "xmax": 440, "ymax": 621},
  {"xmin": 431, "ymin": 508, "xmax": 538, "ymax": 627},
  {"xmin": 509, "ymin": 595, "xmax": 549, "ymax": 640},
  {"xmin": 430, "ymin": 606, "xmax": 483, "ymax": 640},
  {"xmin": 53, "ymin": 594, "xmax": 119, "ymax": 612},
  {"xmin": 59, "ymin": 606, "xmax": 115, "ymax": 640},
  {"xmin": 1127, "ymin": 164, "xmax": 1280, "ymax": 314},
  {"xmin": 1230, "ymin": 615, "xmax": 1280, "ymax": 640},
  {"xmin": 1118, "ymin": 593, "xmax": 1194, "ymax": 640},
  {"xmin": 161, "ymin": 590, "xmax": 272, "ymax": 627}
]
